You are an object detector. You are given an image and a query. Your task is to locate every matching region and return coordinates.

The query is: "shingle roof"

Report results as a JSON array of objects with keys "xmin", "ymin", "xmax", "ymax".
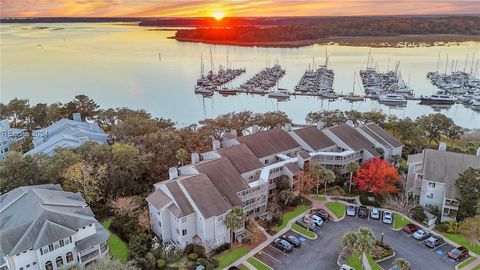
[
  {"xmin": 285, "ymin": 163, "xmax": 303, "ymax": 175},
  {"xmin": 0, "ymin": 185, "xmax": 101, "ymax": 256},
  {"xmin": 180, "ymin": 174, "xmax": 230, "ymax": 218},
  {"xmin": 217, "ymin": 144, "xmax": 263, "ymax": 174},
  {"xmin": 361, "ymin": 124, "xmax": 403, "ymax": 148},
  {"xmin": 165, "ymin": 181, "xmax": 195, "ymax": 218},
  {"xmin": 422, "ymin": 149, "xmax": 480, "ymax": 199},
  {"xmin": 328, "ymin": 124, "xmax": 379, "ymax": 156},
  {"xmin": 146, "ymin": 190, "xmax": 172, "ymax": 210},
  {"xmin": 292, "ymin": 126, "xmax": 336, "ymax": 151},
  {"xmin": 298, "ymin": 150, "xmax": 311, "ymax": 159},
  {"xmin": 236, "ymin": 128, "xmax": 300, "ymax": 158},
  {"xmin": 195, "ymin": 158, "xmax": 249, "ymax": 207}
]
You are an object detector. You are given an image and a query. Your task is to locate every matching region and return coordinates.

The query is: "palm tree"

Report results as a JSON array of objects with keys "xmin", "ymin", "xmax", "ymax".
[
  {"xmin": 225, "ymin": 206, "xmax": 246, "ymax": 243},
  {"xmin": 309, "ymin": 162, "xmax": 326, "ymax": 194},
  {"xmin": 175, "ymin": 148, "xmax": 188, "ymax": 166},
  {"xmin": 346, "ymin": 161, "xmax": 360, "ymax": 194},
  {"xmin": 342, "ymin": 231, "xmax": 357, "ymax": 248},
  {"xmin": 342, "ymin": 227, "xmax": 376, "ymax": 265},
  {"xmin": 323, "ymin": 170, "xmax": 336, "ymax": 194},
  {"xmin": 394, "ymin": 258, "xmax": 411, "ymax": 270},
  {"xmin": 279, "ymin": 189, "xmax": 295, "ymax": 206}
]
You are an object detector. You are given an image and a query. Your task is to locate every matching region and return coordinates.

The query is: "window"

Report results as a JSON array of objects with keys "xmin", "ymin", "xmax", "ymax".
[
  {"xmin": 48, "ymin": 244, "xmax": 54, "ymax": 252},
  {"xmin": 26, "ymin": 264, "xmax": 30, "ymax": 268},
  {"xmin": 66, "ymin": 252, "xmax": 74, "ymax": 263},
  {"xmin": 264, "ymin": 159, "xmax": 269, "ymax": 165},
  {"xmin": 45, "ymin": 261, "xmax": 53, "ymax": 270},
  {"xmin": 429, "ymin": 182, "xmax": 436, "ymax": 188},
  {"xmin": 33, "ymin": 262, "xmax": 36, "ymax": 266},
  {"xmin": 181, "ymin": 217, "xmax": 187, "ymax": 223},
  {"xmin": 427, "ymin": 193, "xmax": 434, "ymax": 199},
  {"xmin": 56, "ymin": 256, "xmax": 64, "ymax": 267},
  {"xmin": 176, "ymin": 228, "xmax": 179, "ymax": 235},
  {"xmin": 59, "ymin": 239, "xmax": 64, "ymax": 247},
  {"xmin": 182, "ymin": 229, "xmax": 187, "ymax": 236}
]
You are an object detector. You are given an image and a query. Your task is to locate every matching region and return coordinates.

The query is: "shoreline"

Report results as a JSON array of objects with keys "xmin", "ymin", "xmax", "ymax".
[{"xmin": 170, "ymin": 34, "xmax": 480, "ymax": 48}]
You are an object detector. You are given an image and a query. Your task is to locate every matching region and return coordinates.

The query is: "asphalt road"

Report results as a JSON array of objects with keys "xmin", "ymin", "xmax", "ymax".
[{"xmin": 253, "ymin": 212, "xmax": 469, "ymax": 270}]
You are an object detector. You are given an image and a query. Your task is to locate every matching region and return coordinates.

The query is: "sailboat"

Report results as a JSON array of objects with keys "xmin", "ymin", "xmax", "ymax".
[{"xmin": 344, "ymin": 72, "xmax": 364, "ymax": 102}]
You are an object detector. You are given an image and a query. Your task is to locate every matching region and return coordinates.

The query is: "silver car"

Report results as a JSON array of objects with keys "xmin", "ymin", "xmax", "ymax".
[
  {"xmin": 346, "ymin": 204, "xmax": 356, "ymax": 216},
  {"xmin": 383, "ymin": 211, "xmax": 393, "ymax": 224},
  {"xmin": 370, "ymin": 208, "xmax": 380, "ymax": 219}
]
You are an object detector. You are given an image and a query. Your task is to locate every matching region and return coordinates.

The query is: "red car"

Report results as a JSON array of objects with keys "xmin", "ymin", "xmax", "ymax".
[
  {"xmin": 448, "ymin": 246, "xmax": 469, "ymax": 261},
  {"xmin": 403, "ymin": 223, "xmax": 420, "ymax": 233}
]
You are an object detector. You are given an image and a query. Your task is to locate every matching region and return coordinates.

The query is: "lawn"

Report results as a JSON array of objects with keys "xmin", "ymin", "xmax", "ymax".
[
  {"xmin": 367, "ymin": 255, "xmax": 383, "ymax": 270},
  {"xmin": 272, "ymin": 206, "xmax": 309, "ymax": 232},
  {"xmin": 247, "ymin": 257, "xmax": 272, "ymax": 270},
  {"xmin": 443, "ymin": 233, "xmax": 480, "ymax": 255},
  {"xmin": 292, "ymin": 223, "xmax": 317, "ymax": 239},
  {"xmin": 325, "ymin": 202, "xmax": 345, "ymax": 219},
  {"xmin": 346, "ymin": 254, "xmax": 382, "ymax": 270},
  {"xmin": 393, "ymin": 213, "xmax": 411, "ymax": 230},
  {"xmin": 312, "ymin": 195, "xmax": 326, "ymax": 201},
  {"xmin": 101, "ymin": 220, "xmax": 128, "ymax": 263},
  {"xmin": 215, "ymin": 247, "xmax": 251, "ymax": 269},
  {"xmin": 458, "ymin": 257, "xmax": 477, "ymax": 269}
]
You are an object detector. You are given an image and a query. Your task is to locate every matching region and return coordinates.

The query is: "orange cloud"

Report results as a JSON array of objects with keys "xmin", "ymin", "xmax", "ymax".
[{"xmin": 1, "ymin": 0, "xmax": 479, "ymax": 17}]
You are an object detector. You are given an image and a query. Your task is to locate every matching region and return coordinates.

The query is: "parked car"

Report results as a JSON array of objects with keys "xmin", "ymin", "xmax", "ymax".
[
  {"xmin": 340, "ymin": 264, "xmax": 355, "ymax": 270},
  {"xmin": 295, "ymin": 219, "xmax": 317, "ymax": 231},
  {"xmin": 370, "ymin": 208, "xmax": 380, "ymax": 219},
  {"xmin": 448, "ymin": 246, "xmax": 469, "ymax": 260},
  {"xmin": 309, "ymin": 214, "xmax": 324, "ymax": 226},
  {"xmin": 273, "ymin": 238, "xmax": 293, "ymax": 252},
  {"xmin": 347, "ymin": 204, "xmax": 356, "ymax": 216},
  {"xmin": 228, "ymin": 267, "xmax": 240, "ymax": 270},
  {"xmin": 313, "ymin": 209, "xmax": 330, "ymax": 222},
  {"xmin": 387, "ymin": 267, "xmax": 400, "ymax": 270},
  {"xmin": 403, "ymin": 223, "xmax": 420, "ymax": 234},
  {"xmin": 281, "ymin": 234, "xmax": 302, "ymax": 247},
  {"xmin": 358, "ymin": 206, "xmax": 368, "ymax": 219},
  {"xmin": 412, "ymin": 229, "xmax": 431, "ymax": 240},
  {"xmin": 383, "ymin": 211, "xmax": 393, "ymax": 224},
  {"xmin": 425, "ymin": 236, "xmax": 445, "ymax": 248}
]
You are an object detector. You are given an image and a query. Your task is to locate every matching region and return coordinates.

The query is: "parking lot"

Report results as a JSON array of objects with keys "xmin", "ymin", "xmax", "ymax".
[{"xmin": 252, "ymin": 206, "xmax": 470, "ymax": 270}]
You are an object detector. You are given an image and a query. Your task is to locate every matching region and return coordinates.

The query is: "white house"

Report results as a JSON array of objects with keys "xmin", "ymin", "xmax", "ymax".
[
  {"xmin": 25, "ymin": 113, "xmax": 108, "ymax": 156},
  {"xmin": 147, "ymin": 124, "xmax": 403, "ymax": 248},
  {"xmin": 0, "ymin": 184, "xmax": 109, "ymax": 270},
  {"xmin": 0, "ymin": 119, "xmax": 25, "ymax": 160},
  {"xmin": 406, "ymin": 147, "xmax": 480, "ymax": 222},
  {"xmin": 356, "ymin": 123, "xmax": 403, "ymax": 161}
]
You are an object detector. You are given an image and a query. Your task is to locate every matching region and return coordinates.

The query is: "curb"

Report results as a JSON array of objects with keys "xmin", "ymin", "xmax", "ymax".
[{"xmin": 291, "ymin": 226, "xmax": 318, "ymax": 240}]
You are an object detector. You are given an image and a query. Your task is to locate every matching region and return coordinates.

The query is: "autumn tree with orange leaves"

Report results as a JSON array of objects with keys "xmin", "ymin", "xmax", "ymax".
[{"xmin": 353, "ymin": 157, "xmax": 400, "ymax": 195}]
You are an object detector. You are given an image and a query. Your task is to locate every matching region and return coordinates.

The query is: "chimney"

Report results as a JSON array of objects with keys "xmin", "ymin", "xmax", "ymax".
[
  {"xmin": 212, "ymin": 139, "xmax": 221, "ymax": 151},
  {"xmin": 438, "ymin": 142, "xmax": 447, "ymax": 151},
  {"xmin": 476, "ymin": 147, "xmax": 480, "ymax": 157},
  {"xmin": 251, "ymin": 125, "xmax": 260, "ymax": 134},
  {"xmin": 191, "ymin": 152, "xmax": 200, "ymax": 164},
  {"xmin": 284, "ymin": 123, "xmax": 292, "ymax": 132},
  {"xmin": 169, "ymin": 167, "xmax": 178, "ymax": 180},
  {"xmin": 230, "ymin": 130, "xmax": 237, "ymax": 137},
  {"xmin": 346, "ymin": 120, "xmax": 354, "ymax": 127},
  {"xmin": 72, "ymin": 113, "xmax": 82, "ymax": 122},
  {"xmin": 316, "ymin": 121, "xmax": 324, "ymax": 130}
]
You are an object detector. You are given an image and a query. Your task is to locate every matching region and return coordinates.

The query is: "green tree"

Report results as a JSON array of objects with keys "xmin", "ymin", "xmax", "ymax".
[
  {"xmin": 5, "ymin": 98, "xmax": 30, "ymax": 128},
  {"xmin": 459, "ymin": 215, "xmax": 480, "ymax": 246},
  {"xmin": 417, "ymin": 113, "xmax": 455, "ymax": 145},
  {"xmin": 39, "ymin": 148, "xmax": 80, "ymax": 183},
  {"xmin": 305, "ymin": 110, "xmax": 347, "ymax": 127},
  {"xmin": 346, "ymin": 161, "xmax": 360, "ymax": 194},
  {"xmin": 255, "ymin": 111, "xmax": 291, "ymax": 130},
  {"xmin": 225, "ymin": 206, "xmax": 246, "ymax": 242},
  {"xmin": 342, "ymin": 227, "xmax": 376, "ymax": 264},
  {"xmin": 322, "ymin": 169, "xmax": 336, "ymax": 194},
  {"xmin": 309, "ymin": 162, "xmax": 326, "ymax": 194},
  {"xmin": 279, "ymin": 189, "xmax": 295, "ymax": 206},
  {"xmin": 63, "ymin": 95, "xmax": 100, "ymax": 121},
  {"xmin": 394, "ymin": 258, "xmax": 411, "ymax": 270},
  {"xmin": 445, "ymin": 125, "xmax": 464, "ymax": 147},
  {"xmin": 128, "ymin": 232, "xmax": 152, "ymax": 260},
  {"xmin": 455, "ymin": 168, "xmax": 480, "ymax": 220},
  {"xmin": 0, "ymin": 151, "xmax": 39, "ymax": 192},
  {"xmin": 175, "ymin": 148, "xmax": 188, "ymax": 166},
  {"xmin": 62, "ymin": 161, "xmax": 107, "ymax": 204}
]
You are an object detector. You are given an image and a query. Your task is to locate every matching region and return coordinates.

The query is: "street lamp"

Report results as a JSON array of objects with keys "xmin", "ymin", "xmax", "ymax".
[{"xmin": 381, "ymin": 232, "xmax": 384, "ymax": 245}]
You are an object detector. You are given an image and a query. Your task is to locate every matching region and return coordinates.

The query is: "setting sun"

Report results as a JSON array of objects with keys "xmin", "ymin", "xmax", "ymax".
[{"xmin": 212, "ymin": 11, "xmax": 225, "ymax": 21}]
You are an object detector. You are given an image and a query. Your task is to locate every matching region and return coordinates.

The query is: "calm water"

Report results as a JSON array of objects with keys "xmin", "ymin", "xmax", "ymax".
[{"xmin": 1, "ymin": 23, "xmax": 479, "ymax": 128}]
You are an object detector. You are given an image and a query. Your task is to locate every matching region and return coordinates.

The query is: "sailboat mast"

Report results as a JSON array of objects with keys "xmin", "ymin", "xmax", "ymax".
[
  {"xmin": 353, "ymin": 72, "xmax": 356, "ymax": 94},
  {"xmin": 200, "ymin": 53, "xmax": 204, "ymax": 77},
  {"xmin": 445, "ymin": 53, "xmax": 449, "ymax": 75},
  {"xmin": 436, "ymin": 52, "xmax": 441, "ymax": 73}
]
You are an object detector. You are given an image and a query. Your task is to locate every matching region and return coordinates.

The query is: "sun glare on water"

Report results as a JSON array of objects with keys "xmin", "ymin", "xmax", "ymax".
[{"xmin": 212, "ymin": 11, "xmax": 225, "ymax": 21}]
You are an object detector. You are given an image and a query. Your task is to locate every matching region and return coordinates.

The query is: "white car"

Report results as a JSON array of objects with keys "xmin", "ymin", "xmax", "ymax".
[
  {"xmin": 412, "ymin": 229, "xmax": 430, "ymax": 240},
  {"xmin": 309, "ymin": 214, "xmax": 324, "ymax": 226},
  {"xmin": 370, "ymin": 208, "xmax": 380, "ymax": 219},
  {"xmin": 383, "ymin": 211, "xmax": 393, "ymax": 224},
  {"xmin": 340, "ymin": 264, "xmax": 355, "ymax": 270},
  {"xmin": 346, "ymin": 204, "xmax": 356, "ymax": 216}
]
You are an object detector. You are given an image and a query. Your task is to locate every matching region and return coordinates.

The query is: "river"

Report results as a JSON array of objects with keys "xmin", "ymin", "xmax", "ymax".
[{"xmin": 1, "ymin": 23, "xmax": 479, "ymax": 128}]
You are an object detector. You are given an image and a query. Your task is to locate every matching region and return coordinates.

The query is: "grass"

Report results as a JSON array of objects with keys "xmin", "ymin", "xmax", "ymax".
[
  {"xmin": 312, "ymin": 195, "xmax": 326, "ymax": 201},
  {"xmin": 367, "ymin": 255, "xmax": 383, "ymax": 270},
  {"xmin": 325, "ymin": 202, "xmax": 345, "ymax": 219},
  {"xmin": 292, "ymin": 223, "xmax": 317, "ymax": 239},
  {"xmin": 101, "ymin": 220, "xmax": 128, "ymax": 263},
  {"xmin": 443, "ymin": 233, "xmax": 480, "ymax": 255},
  {"xmin": 393, "ymin": 213, "xmax": 411, "ymax": 230},
  {"xmin": 272, "ymin": 206, "xmax": 309, "ymax": 232},
  {"xmin": 458, "ymin": 257, "xmax": 477, "ymax": 269},
  {"xmin": 474, "ymin": 264, "xmax": 480, "ymax": 270},
  {"xmin": 215, "ymin": 247, "xmax": 251, "ymax": 269},
  {"xmin": 346, "ymin": 254, "xmax": 382, "ymax": 270},
  {"xmin": 247, "ymin": 257, "xmax": 272, "ymax": 270}
]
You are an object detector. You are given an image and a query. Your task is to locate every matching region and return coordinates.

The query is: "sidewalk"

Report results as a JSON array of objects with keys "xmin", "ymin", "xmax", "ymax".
[{"xmin": 461, "ymin": 256, "xmax": 480, "ymax": 270}]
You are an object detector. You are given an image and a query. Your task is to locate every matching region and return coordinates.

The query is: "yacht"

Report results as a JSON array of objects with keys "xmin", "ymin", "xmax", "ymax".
[
  {"xmin": 194, "ymin": 86, "xmax": 213, "ymax": 95},
  {"xmin": 268, "ymin": 88, "xmax": 290, "ymax": 99},
  {"xmin": 471, "ymin": 100, "xmax": 480, "ymax": 111},
  {"xmin": 378, "ymin": 94, "xmax": 407, "ymax": 106},
  {"xmin": 217, "ymin": 87, "xmax": 237, "ymax": 96},
  {"xmin": 344, "ymin": 72, "xmax": 364, "ymax": 102},
  {"xmin": 420, "ymin": 94, "xmax": 456, "ymax": 105}
]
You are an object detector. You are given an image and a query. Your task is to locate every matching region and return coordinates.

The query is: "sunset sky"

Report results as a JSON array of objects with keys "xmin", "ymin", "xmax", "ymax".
[{"xmin": 1, "ymin": 0, "xmax": 479, "ymax": 18}]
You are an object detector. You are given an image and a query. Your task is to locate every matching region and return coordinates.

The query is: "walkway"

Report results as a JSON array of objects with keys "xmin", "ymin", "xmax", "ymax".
[{"xmin": 462, "ymin": 256, "xmax": 480, "ymax": 270}]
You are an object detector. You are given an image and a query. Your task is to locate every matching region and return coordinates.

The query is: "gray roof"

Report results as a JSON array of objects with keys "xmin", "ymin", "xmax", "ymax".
[
  {"xmin": 180, "ymin": 174, "xmax": 230, "ymax": 218},
  {"xmin": 328, "ymin": 124, "xmax": 379, "ymax": 156},
  {"xmin": 422, "ymin": 149, "xmax": 480, "ymax": 199},
  {"xmin": 360, "ymin": 124, "xmax": 403, "ymax": 148},
  {"xmin": 292, "ymin": 126, "xmax": 336, "ymax": 151},
  {"xmin": 75, "ymin": 223, "xmax": 109, "ymax": 251},
  {"xmin": 285, "ymin": 163, "xmax": 302, "ymax": 175},
  {"xmin": 165, "ymin": 181, "xmax": 195, "ymax": 218},
  {"xmin": 237, "ymin": 128, "xmax": 300, "ymax": 158},
  {"xmin": 0, "ymin": 185, "xmax": 101, "ymax": 256},
  {"xmin": 146, "ymin": 189, "xmax": 172, "ymax": 210},
  {"xmin": 217, "ymin": 144, "xmax": 263, "ymax": 174}
]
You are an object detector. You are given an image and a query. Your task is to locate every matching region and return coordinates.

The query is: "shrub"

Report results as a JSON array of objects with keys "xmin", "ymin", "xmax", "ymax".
[
  {"xmin": 292, "ymin": 195, "xmax": 312, "ymax": 207},
  {"xmin": 192, "ymin": 244, "xmax": 205, "ymax": 257},
  {"xmin": 447, "ymin": 220, "xmax": 460, "ymax": 233},
  {"xmin": 212, "ymin": 243, "xmax": 230, "ymax": 254},
  {"xmin": 110, "ymin": 213, "xmax": 139, "ymax": 242},
  {"xmin": 435, "ymin": 223, "xmax": 449, "ymax": 233},
  {"xmin": 157, "ymin": 259, "xmax": 166, "ymax": 269},
  {"xmin": 411, "ymin": 206, "xmax": 427, "ymax": 223},
  {"xmin": 187, "ymin": 253, "xmax": 198, "ymax": 261},
  {"xmin": 197, "ymin": 258, "xmax": 208, "ymax": 266},
  {"xmin": 206, "ymin": 264, "xmax": 214, "ymax": 270},
  {"xmin": 184, "ymin": 244, "xmax": 194, "ymax": 255},
  {"xmin": 241, "ymin": 232, "xmax": 255, "ymax": 244},
  {"xmin": 210, "ymin": 258, "xmax": 219, "ymax": 267}
]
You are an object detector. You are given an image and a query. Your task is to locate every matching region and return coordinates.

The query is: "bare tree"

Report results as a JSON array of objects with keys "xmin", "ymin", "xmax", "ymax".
[{"xmin": 382, "ymin": 184, "xmax": 416, "ymax": 218}]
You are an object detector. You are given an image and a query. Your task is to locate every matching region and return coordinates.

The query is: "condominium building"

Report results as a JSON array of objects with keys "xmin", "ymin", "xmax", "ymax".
[
  {"xmin": 147, "ymin": 123, "xmax": 402, "ymax": 248},
  {"xmin": 0, "ymin": 119, "xmax": 25, "ymax": 160},
  {"xmin": 0, "ymin": 184, "xmax": 109, "ymax": 270}
]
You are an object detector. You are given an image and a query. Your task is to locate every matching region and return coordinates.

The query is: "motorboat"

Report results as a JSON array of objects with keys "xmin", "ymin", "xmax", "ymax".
[
  {"xmin": 471, "ymin": 100, "xmax": 480, "ymax": 111},
  {"xmin": 268, "ymin": 89, "xmax": 290, "ymax": 99},
  {"xmin": 378, "ymin": 94, "xmax": 407, "ymax": 106},
  {"xmin": 420, "ymin": 94, "xmax": 456, "ymax": 105},
  {"xmin": 194, "ymin": 86, "xmax": 214, "ymax": 95}
]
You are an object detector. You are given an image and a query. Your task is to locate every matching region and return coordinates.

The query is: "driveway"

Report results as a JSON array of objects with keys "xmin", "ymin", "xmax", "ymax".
[{"xmin": 252, "ymin": 210, "xmax": 469, "ymax": 270}]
